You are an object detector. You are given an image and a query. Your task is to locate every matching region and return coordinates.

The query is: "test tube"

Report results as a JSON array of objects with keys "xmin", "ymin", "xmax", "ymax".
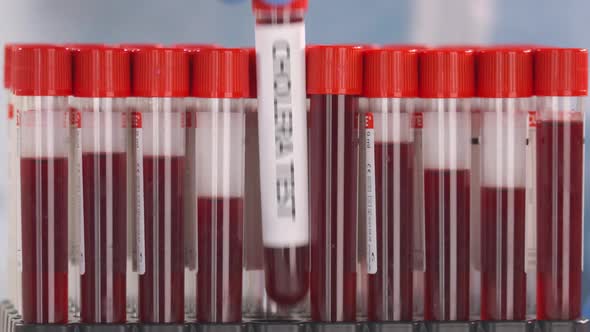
[
  {"xmin": 117, "ymin": 44, "xmax": 160, "ymax": 318},
  {"xmin": 307, "ymin": 45, "xmax": 363, "ymax": 322},
  {"xmin": 253, "ymin": 0, "xmax": 310, "ymax": 305},
  {"xmin": 534, "ymin": 48, "xmax": 587, "ymax": 320},
  {"xmin": 419, "ymin": 48, "xmax": 474, "ymax": 321},
  {"xmin": 4, "ymin": 44, "xmax": 21, "ymax": 313},
  {"xmin": 12, "ymin": 44, "xmax": 72, "ymax": 323},
  {"xmin": 362, "ymin": 47, "xmax": 419, "ymax": 321},
  {"xmin": 476, "ymin": 47, "xmax": 533, "ymax": 320},
  {"xmin": 191, "ymin": 47, "xmax": 248, "ymax": 323},
  {"xmin": 70, "ymin": 46, "xmax": 130, "ymax": 323},
  {"xmin": 172, "ymin": 43, "xmax": 217, "ymax": 320},
  {"xmin": 242, "ymin": 47, "xmax": 268, "ymax": 317},
  {"xmin": 131, "ymin": 47, "xmax": 188, "ymax": 323}
]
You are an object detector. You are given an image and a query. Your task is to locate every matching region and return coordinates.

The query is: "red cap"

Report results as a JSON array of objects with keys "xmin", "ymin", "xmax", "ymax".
[
  {"xmin": 12, "ymin": 44, "xmax": 72, "ymax": 96},
  {"xmin": 534, "ymin": 48, "xmax": 588, "ymax": 96},
  {"xmin": 307, "ymin": 45, "xmax": 364, "ymax": 95},
  {"xmin": 72, "ymin": 46, "xmax": 131, "ymax": 97},
  {"xmin": 476, "ymin": 48, "xmax": 534, "ymax": 98},
  {"xmin": 245, "ymin": 48, "xmax": 257, "ymax": 98},
  {"xmin": 363, "ymin": 47, "xmax": 419, "ymax": 98},
  {"xmin": 4, "ymin": 44, "xmax": 13, "ymax": 89},
  {"xmin": 252, "ymin": 0, "xmax": 308, "ymax": 12},
  {"xmin": 132, "ymin": 47, "xmax": 189, "ymax": 97},
  {"xmin": 192, "ymin": 48, "xmax": 249, "ymax": 98},
  {"xmin": 419, "ymin": 48, "xmax": 475, "ymax": 98}
]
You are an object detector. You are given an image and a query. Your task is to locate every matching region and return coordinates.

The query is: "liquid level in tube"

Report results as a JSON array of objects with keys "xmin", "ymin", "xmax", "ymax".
[
  {"xmin": 138, "ymin": 156, "xmax": 184, "ymax": 323},
  {"xmin": 368, "ymin": 142, "xmax": 414, "ymax": 321},
  {"xmin": 309, "ymin": 95, "xmax": 358, "ymax": 321},
  {"xmin": 80, "ymin": 153, "xmax": 127, "ymax": 323},
  {"xmin": 480, "ymin": 186, "xmax": 526, "ymax": 320},
  {"xmin": 20, "ymin": 157, "xmax": 69, "ymax": 323},
  {"xmin": 423, "ymin": 169, "xmax": 470, "ymax": 321},
  {"xmin": 536, "ymin": 119, "xmax": 583, "ymax": 320},
  {"xmin": 197, "ymin": 197, "xmax": 243, "ymax": 323}
]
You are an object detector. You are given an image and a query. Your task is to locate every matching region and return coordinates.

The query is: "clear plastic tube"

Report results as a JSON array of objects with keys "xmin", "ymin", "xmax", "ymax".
[
  {"xmin": 479, "ymin": 98, "xmax": 530, "ymax": 320},
  {"xmin": 18, "ymin": 95, "xmax": 70, "ymax": 323},
  {"xmin": 254, "ymin": 4, "xmax": 310, "ymax": 306},
  {"xmin": 422, "ymin": 98, "xmax": 472, "ymax": 321},
  {"xmin": 366, "ymin": 98, "xmax": 416, "ymax": 321},
  {"xmin": 242, "ymin": 98, "xmax": 279, "ymax": 318},
  {"xmin": 536, "ymin": 96, "xmax": 584, "ymax": 320},
  {"xmin": 193, "ymin": 98, "xmax": 245, "ymax": 322},
  {"xmin": 309, "ymin": 94, "xmax": 359, "ymax": 322},
  {"xmin": 132, "ymin": 97, "xmax": 185, "ymax": 323},
  {"xmin": 70, "ymin": 97, "xmax": 128, "ymax": 323}
]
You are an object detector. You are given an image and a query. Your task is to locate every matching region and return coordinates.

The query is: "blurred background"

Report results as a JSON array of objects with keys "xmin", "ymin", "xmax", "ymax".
[{"xmin": 0, "ymin": 0, "xmax": 589, "ymax": 316}]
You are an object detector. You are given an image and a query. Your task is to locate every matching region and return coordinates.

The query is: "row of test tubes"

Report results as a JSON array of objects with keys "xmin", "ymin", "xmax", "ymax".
[{"xmin": 1, "ymin": 0, "xmax": 588, "ymax": 326}]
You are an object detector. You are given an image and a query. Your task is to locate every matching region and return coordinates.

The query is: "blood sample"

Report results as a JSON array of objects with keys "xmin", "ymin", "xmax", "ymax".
[
  {"xmin": 419, "ymin": 48, "xmax": 474, "ymax": 321},
  {"xmin": 534, "ymin": 48, "xmax": 587, "ymax": 320},
  {"xmin": 70, "ymin": 46, "xmax": 130, "ymax": 323},
  {"xmin": 362, "ymin": 47, "xmax": 420, "ymax": 321},
  {"xmin": 253, "ymin": 0, "xmax": 310, "ymax": 305},
  {"xmin": 476, "ymin": 48, "xmax": 533, "ymax": 320},
  {"xmin": 12, "ymin": 44, "xmax": 72, "ymax": 323},
  {"xmin": 306, "ymin": 45, "xmax": 363, "ymax": 322},
  {"xmin": 191, "ymin": 48, "xmax": 249, "ymax": 323},
  {"xmin": 131, "ymin": 47, "xmax": 188, "ymax": 323}
]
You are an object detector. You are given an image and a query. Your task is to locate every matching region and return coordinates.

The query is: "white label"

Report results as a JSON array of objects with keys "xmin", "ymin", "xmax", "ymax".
[
  {"xmin": 130, "ymin": 111, "xmax": 146, "ymax": 274},
  {"xmin": 16, "ymin": 109, "xmax": 22, "ymax": 272},
  {"xmin": 255, "ymin": 22, "xmax": 310, "ymax": 248},
  {"xmin": 70, "ymin": 108, "xmax": 85, "ymax": 275},
  {"xmin": 365, "ymin": 113, "xmax": 377, "ymax": 274}
]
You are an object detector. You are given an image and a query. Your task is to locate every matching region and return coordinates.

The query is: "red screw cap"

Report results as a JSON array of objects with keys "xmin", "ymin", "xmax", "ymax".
[
  {"xmin": 363, "ymin": 47, "xmax": 419, "ymax": 98},
  {"xmin": 307, "ymin": 45, "xmax": 364, "ymax": 95},
  {"xmin": 72, "ymin": 46, "xmax": 131, "ymax": 98},
  {"xmin": 534, "ymin": 48, "xmax": 588, "ymax": 97},
  {"xmin": 476, "ymin": 47, "xmax": 533, "ymax": 98},
  {"xmin": 132, "ymin": 47, "xmax": 189, "ymax": 97},
  {"xmin": 12, "ymin": 44, "xmax": 72, "ymax": 96},
  {"xmin": 419, "ymin": 47, "xmax": 475, "ymax": 98},
  {"xmin": 252, "ymin": 0, "xmax": 308, "ymax": 12},
  {"xmin": 192, "ymin": 48, "xmax": 250, "ymax": 99},
  {"xmin": 4, "ymin": 44, "xmax": 13, "ymax": 89}
]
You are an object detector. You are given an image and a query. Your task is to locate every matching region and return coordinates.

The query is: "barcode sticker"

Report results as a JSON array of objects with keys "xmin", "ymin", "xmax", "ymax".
[
  {"xmin": 16, "ymin": 109, "xmax": 22, "ymax": 273},
  {"xmin": 525, "ymin": 114, "xmax": 537, "ymax": 273},
  {"xmin": 184, "ymin": 109, "xmax": 197, "ymax": 271},
  {"xmin": 365, "ymin": 112, "xmax": 377, "ymax": 274},
  {"xmin": 130, "ymin": 111, "xmax": 146, "ymax": 274},
  {"xmin": 70, "ymin": 108, "xmax": 85, "ymax": 275},
  {"xmin": 412, "ymin": 112, "xmax": 426, "ymax": 271}
]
